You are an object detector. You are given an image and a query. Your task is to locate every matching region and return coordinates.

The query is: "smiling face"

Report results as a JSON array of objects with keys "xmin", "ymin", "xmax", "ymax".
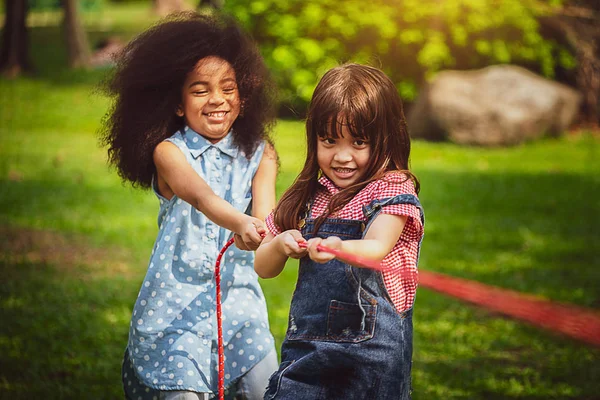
[
  {"xmin": 177, "ymin": 56, "xmax": 241, "ymax": 143},
  {"xmin": 317, "ymin": 121, "xmax": 371, "ymax": 189}
]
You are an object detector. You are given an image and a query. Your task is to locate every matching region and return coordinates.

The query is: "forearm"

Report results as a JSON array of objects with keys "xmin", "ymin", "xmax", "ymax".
[
  {"xmin": 255, "ymin": 237, "xmax": 288, "ymax": 279},
  {"xmin": 340, "ymin": 239, "xmax": 390, "ymax": 264},
  {"xmin": 194, "ymin": 192, "xmax": 249, "ymax": 234}
]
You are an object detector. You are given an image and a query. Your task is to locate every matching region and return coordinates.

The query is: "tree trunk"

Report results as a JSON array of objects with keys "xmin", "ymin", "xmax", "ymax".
[
  {"xmin": 63, "ymin": 0, "xmax": 91, "ymax": 69},
  {"xmin": 541, "ymin": 1, "xmax": 600, "ymax": 127},
  {"xmin": 154, "ymin": 0, "xmax": 186, "ymax": 16},
  {"xmin": 0, "ymin": 0, "xmax": 30, "ymax": 78}
]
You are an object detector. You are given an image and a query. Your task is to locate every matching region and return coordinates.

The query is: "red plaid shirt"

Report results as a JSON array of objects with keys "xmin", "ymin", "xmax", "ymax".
[{"xmin": 266, "ymin": 172, "xmax": 424, "ymax": 312}]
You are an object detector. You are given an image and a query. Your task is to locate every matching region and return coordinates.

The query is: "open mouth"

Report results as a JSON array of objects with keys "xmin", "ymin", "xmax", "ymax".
[
  {"xmin": 205, "ymin": 111, "xmax": 228, "ymax": 118},
  {"xmin": 332, "ymin": 167, "xmax": 356, "ymax": 178},
  {"xmin": 333, "ymin": 167, "xmax": 355, "ymax": 173}
]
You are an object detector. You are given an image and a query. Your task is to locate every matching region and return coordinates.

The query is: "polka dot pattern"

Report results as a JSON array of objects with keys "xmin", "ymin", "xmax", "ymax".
[{"xmin": 123, "ymin": 128, "xmax": 275, "ymax": 399}]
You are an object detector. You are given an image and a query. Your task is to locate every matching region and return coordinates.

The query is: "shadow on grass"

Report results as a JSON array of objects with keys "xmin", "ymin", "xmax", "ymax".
[
  {"xmin": 413, "ymin": 289, "xmax": 600, "ymax": 400},
  {"xmin": 0, "ymin": 255, "xmax": 137, "ymax": 399},
  {"xmin": 417, "ymin": 168, "xmax": 600, "ymax": 307}
]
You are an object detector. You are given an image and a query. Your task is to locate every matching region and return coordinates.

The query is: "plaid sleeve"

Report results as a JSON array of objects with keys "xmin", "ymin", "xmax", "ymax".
[
  {"xmin": 377, "ymin": 173, "xmax": 423, "ymax": 241},
  {"xmin": 265, "ymin": 211, "xmax": 282, "ymax": 236}
]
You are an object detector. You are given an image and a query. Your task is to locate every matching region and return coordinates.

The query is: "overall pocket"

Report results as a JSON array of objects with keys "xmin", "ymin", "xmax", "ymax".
[
  {"xmin": 286, "ymin": 299, "xmax": 377, "ymax": 343},
  {"xmin": 326, "ymin": 300, "xmax": 377, "ymax": 342}
]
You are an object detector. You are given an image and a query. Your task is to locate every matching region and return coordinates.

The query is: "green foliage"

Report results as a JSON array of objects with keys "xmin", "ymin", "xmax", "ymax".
[
  {"xmin": 224, "ymin": 0, "xmax": 573, "ymax": 112},
  {"xmin": 28, "ymin": 0, "xmax": 105, "ymax": 11}
]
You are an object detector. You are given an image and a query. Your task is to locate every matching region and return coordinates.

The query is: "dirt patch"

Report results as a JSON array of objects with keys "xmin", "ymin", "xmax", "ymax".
[{"xmin": 0, "ymin": 225, "xmax": 139, "ymax": 280}]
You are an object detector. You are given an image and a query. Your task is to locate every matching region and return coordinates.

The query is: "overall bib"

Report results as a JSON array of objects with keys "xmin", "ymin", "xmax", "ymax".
[{"xmin": 265, "ymin": 194, "xmax": 424, "ymax": 400}]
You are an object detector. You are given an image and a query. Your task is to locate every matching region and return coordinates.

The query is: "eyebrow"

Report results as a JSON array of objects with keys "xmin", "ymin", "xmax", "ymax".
[{"xmin": 188, "ymin": 77, "xmax": 237, "ymax": 88}]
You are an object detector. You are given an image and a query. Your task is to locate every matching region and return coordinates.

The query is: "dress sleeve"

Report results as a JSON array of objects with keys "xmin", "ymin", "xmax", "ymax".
[
  {"xmin": 377, "ymin": 173, "xmax": 423, "ymax": 241},
  {"xmin": 265, "ymin": 211, "xmax": 282, "ymax": 236}
]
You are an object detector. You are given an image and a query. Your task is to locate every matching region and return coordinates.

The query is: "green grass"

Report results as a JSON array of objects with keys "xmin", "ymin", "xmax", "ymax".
[{"xmin": 1, "ymin": 2, "xmax": 600, "ymax": 399}]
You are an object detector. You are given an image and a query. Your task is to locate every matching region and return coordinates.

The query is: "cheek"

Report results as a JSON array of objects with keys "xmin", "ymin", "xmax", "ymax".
[
  {"xmin": 230, "ymin": 95, "xmax": 241, "ymax": 114},
  {"xmin": 316, "ymin": 147, "xmax": 329, "ymax": 168},
  {"xmin": 357, "ymin": 150, "xmax": 371, "ymax": 168}
]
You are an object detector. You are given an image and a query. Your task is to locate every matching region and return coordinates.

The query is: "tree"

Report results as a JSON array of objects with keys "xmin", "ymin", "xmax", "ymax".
[
  {"xmin": 63, "ymin": 0, "xmax": 91, "ymax": 68},
  {"xmin": 541, "ymin": 1, "xmax": 600, "ymax": 126},
  {"xmin": 0, "ymin": 0, "xmax": 31, "ymax": 78}
]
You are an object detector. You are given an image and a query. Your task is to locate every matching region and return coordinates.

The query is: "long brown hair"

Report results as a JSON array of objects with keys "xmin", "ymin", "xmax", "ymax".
[{"xmin": 273, "ymin": 63, "xmax": 419, "ymax": 232}]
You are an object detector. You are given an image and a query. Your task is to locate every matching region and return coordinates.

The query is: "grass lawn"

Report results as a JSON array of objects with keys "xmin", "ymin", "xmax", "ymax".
[{"xmin": 1, "ymin": 2, "xmax": 600, "ymax": 399}]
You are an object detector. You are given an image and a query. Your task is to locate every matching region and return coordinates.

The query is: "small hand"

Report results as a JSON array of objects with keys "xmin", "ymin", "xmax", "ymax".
[
  {"xmin": 307, "ymin": 236, "xmax": 342, "ymax": 264},
  {"xmin": 233, "ymin": 233, "xmax": 250, "ymax": 251},
  {"xmin": 278, "ymin": 230, "xmax": 308, "ymax": 259},
  {"xmin": 236, "ymin": 217, "xmax": 266, "ymax": 251}
]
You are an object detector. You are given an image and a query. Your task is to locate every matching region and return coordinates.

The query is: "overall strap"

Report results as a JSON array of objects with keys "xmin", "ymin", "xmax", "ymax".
[{"xmin": 361, "ymin": 194, "xmax": 425, "ymax": 232}]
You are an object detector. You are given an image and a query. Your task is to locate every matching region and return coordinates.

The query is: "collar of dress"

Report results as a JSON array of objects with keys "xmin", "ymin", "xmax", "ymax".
[
  {"xmin": 183, "ymin": 126, "xmax": 239, "ymax": 159},
  {"xmin": 318, "ymin": 175, "xmax": 340, "ymax": 195}
]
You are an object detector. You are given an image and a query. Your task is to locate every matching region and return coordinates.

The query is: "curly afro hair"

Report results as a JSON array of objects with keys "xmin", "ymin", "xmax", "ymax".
[{"xmin": 99, "ymin": 12, "xmax": 277, "ymax": 188}]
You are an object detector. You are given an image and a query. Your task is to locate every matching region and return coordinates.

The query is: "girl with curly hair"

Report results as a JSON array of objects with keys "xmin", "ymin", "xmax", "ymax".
[{"xmin": 100, "ymin": 12, "xmax": 278, "ymax": 400}]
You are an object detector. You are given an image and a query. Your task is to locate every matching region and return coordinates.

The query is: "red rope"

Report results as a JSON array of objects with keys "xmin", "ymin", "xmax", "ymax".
[
  {"xmin": 418, "ymin": 271, "xmax": 600, "ymax": 347},
  {"xmin": 215, "ymin": 237, "xmax": 235, "ymax": 400},
  {"xmin": 213, "ymin": 237, "xmax": 599, "ymax": 400},
  {"xmin": 297, "ymin": 241, "xmax": 600, "ymax": 346}
]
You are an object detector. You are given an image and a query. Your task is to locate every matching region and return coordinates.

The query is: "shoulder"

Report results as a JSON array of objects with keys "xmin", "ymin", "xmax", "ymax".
[
  {"xmin": 153, "ymin": 139, "xmax": 186, "ymax": 165},
  {"xmin": 164, "ymin": 130, "xmax": 187, "ymax": 149},
  {"xmin": 257, "ymin": 141, "xmax": 278, "ymax": 165},
  {"xmin": 263, "ymin": 141, "xmax": 277, "ymax": 159},
  {"xmin": 366, "ymin": 171, "xmax": 418, "ymax": 198}
]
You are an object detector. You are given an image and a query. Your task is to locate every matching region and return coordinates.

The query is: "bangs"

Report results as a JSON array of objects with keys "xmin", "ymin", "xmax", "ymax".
[{"xmin": 313, "ymin": 105, "xmax": 374, "ymax": 141}]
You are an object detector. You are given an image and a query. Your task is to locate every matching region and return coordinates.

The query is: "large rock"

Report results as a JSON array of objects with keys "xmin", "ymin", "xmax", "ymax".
[{"xmin": 407, "ymin": 65, "xmax": 581, "ymax": 146}]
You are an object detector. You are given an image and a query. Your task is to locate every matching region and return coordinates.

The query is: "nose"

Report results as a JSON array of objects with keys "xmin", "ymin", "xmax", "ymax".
[
  {"xmin": 333, "ymin": 146, "xmax": 353, "ymax": 163},
  {"xmin": 208, "ymin": 92, "xmax": 225, "ymax": 105}
]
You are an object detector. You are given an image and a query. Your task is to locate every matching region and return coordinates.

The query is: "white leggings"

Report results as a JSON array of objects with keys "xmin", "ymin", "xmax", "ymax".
[{"xmin": 159, "ymin": 350, "xmax": 278, "ymax": 400}]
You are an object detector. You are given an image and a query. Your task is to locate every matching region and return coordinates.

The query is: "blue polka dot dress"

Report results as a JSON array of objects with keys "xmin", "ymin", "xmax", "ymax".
[{"xmin": 122, "ymin": 127, "xmax": 275, "ymax": 399}]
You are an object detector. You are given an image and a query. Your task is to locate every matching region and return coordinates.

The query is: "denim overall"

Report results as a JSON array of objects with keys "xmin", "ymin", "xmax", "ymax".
[{"xmin": 265, "ymin": 194, "xmax": 424, "ymax": 400}]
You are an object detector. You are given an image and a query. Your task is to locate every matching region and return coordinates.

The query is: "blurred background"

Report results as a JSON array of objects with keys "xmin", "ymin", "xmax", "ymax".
[{"xmin": 0, "ymin": 0, "xmax": 598, "ymax": 398}]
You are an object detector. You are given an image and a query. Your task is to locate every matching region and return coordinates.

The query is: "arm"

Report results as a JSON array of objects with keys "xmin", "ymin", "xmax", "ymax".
[
  {"xmin": 251, "ymin": 142, "xmax": 278, "ymax": 221},
  {"xmin": 306, "ymin": 214, "xmax": 408, "ymax": 267},
  {"xmin": 255, "ymin": 230, "xmax": 307, "ymax": 279},
  {"xmin": 153, "ymin": 141, "xmax": 263, "ymax": 247},
  {"xmin": 234, "ymin": 142, "xmax": 278, "ymax": 250}
]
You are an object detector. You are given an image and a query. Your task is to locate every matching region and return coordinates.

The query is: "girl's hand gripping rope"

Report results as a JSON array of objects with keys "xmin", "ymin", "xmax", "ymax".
[
  {"xmin": 298, "ymin": 238, "xmax": 388, "ymax": 272},
  {"xmin": 277, "ymin": 230, "xmax": 308, "ymax": 259},
  {"xmin": 234, "ymin": 217, "xmax": 267, "ymax": 251},
  {"xmin": 306, "ymin": 237, "xmax": 341, "ymax": 263}
]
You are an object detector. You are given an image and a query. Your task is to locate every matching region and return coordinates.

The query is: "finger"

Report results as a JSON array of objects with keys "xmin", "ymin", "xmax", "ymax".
[
  {"xmin": 306, "ymin": 238, "xmax": 322, "ymax": 250},
  {"xmin": 234, "ymin": 238, "xmax": 249, "ymax": 251},
  {"xmin": 252, "ymin": 218, "xmax": 265, "ymax": 230},
  {"xmin": 287, "ymin": 229, "xmax": 305, "ymax": 241},
  {"xmin": 322, "ymin": 236, "xmax": 342, "ymax": 250}
]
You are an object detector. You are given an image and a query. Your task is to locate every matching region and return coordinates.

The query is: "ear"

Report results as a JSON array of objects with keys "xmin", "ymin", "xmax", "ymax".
[
  {"xmin": 176, "ymin": 106, "xmax": 184, "ymax": 117},
  {"xmin": 239, "ymin": 100, "xmax": 245, "ymax": 117}
]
